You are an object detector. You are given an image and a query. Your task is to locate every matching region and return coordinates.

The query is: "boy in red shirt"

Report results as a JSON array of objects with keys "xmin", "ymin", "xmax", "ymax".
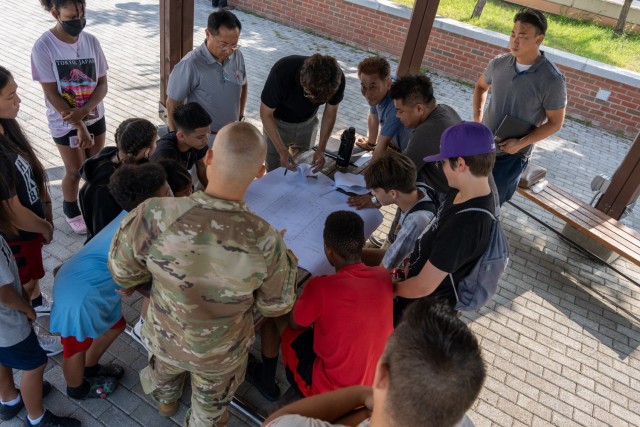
[{"xmin": 249, "ymin": 211, "xmax": 394, "ymax": 400}]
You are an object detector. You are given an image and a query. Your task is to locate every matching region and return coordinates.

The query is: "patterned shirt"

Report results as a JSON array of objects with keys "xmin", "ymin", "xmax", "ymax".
[{"xmin": 108, "ymin": 192, "xmax": 298, "ymax": 371}]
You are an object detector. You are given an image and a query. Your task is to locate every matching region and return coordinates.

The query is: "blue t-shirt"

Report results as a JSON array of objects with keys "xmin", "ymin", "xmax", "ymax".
[
  {"xmin": 50, "ymin": 211, "xmax": 127, "ymax": 341},
  {"xmin": 370, "ymin": 94, "xmax": 411, "ymax": 151}
]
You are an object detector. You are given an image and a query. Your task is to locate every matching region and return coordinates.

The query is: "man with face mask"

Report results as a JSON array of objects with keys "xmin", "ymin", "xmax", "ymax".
[
  {"xmin": 32, "ymin": 0, "xmax": 109, "ymax": 236},
  {"xmin": 165, "ymin": 10, "xmax": 247, "ymax": 138}
]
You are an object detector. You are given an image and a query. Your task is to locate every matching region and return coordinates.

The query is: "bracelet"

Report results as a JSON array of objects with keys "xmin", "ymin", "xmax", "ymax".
[{"xmin": 45, "ymin": 201, "xmax": 52, "ymax": 204}]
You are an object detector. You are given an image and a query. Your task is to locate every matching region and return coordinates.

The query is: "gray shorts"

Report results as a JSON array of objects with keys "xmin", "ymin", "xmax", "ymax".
[{"xmin": 265, "ymin": 115, "xmax": 319, "ymax": 171}]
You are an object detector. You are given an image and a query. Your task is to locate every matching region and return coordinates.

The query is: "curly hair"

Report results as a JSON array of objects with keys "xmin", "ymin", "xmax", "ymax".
[
  {"xmin": 108, "ymin": 163, "xmax": 167, "ymax": 211},
  {"xmin": 114, "ymin": 118, "xmax": 157, "ymax": 162},
  {"xmin": 357, "ymin": 56, "xmax": 390, "ymax": 80},
  {"xmin": 40, "ymin": 0, "xmax": 85, "ymax": 12},
  {"xmin": 299, "ymin": 54, "xmax": 342, "ymax": 104},
  {"xmin": 323, "ymin": 211, "xmax": 364, "ymax": 261}
]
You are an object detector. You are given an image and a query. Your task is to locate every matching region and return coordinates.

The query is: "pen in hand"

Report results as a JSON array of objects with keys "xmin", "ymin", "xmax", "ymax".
[{"xmin": 284, "ymin": 156, "xmax": 294, "ymax": 176}]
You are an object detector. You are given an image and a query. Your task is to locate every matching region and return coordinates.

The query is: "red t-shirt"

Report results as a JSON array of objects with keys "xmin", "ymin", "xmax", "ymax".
[{"xmin": 293, "ymin": 263, "xmax": 394, "ymax": 394}]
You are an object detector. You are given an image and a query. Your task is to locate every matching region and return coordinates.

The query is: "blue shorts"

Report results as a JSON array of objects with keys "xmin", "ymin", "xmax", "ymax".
[{"xmin": 0, "ymin": 330, "xmax": 48, "ymax": 371}]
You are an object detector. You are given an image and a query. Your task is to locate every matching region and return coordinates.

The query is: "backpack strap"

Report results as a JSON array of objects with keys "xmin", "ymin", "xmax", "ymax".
[{"xmin": 449, "ymin": 207, "xmax": 497, "ymax": 300}]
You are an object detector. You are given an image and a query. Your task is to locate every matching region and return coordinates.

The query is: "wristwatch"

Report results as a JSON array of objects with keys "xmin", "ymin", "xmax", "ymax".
[{"xmin": 371, "ymin": 196, "xmax": 381, "ymax": 207}]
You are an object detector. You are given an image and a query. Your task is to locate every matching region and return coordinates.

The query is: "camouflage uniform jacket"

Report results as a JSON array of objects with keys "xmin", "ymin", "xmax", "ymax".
[{"xmin": 108, "ymin": 192, "xmax": 298, "ymax": 372}]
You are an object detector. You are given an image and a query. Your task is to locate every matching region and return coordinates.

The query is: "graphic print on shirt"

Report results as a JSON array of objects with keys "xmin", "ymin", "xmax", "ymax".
[
  {"xmin": 55, "ymin": 58, "xmax": 99, "ymax": 119},
  {"xmin": 14, "ymin": 155, "xmax": 39, "ymax": 205}
]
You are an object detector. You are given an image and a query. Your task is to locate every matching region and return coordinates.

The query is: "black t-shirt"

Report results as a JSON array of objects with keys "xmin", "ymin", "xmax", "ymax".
[
  {"xmin": 404, "ymin": 190, "xmax": 495, "ymax": 308},
  {"xmin": 0, "ymin": 150, "xmax": 45, "ymax": 242},
  {"xmin": 261, "ymin": 55, "xmax": 346, "ymax": 123},
  {"xmin": 151, "ymin": 131, "xmax": 208, "ymax": 171}
]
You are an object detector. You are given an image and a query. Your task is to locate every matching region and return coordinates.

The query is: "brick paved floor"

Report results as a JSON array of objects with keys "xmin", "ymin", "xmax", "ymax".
[{"xmin": 2, "ymin": 0, "xmax": 640, "ymax": 426}]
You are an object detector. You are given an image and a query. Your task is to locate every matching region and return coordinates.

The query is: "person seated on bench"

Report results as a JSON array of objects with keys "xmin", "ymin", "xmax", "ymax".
[
  {"xmin": 394, "ymin": 122, "xmax": 496, "ymax": 324},
  {"xmin": 250, "ymin": 211, "xmax": 394, "ymax": 401},
  {"xmin": 262, "ymin": 298, "xmax": 485, "ymax": 427},
  {"xmin": 50, "ymin": 163, "xmax": 171, "ymax": 400},
  {"xmin": 361, "ymin": 151, "xmax": 434, "ymax": 270}
]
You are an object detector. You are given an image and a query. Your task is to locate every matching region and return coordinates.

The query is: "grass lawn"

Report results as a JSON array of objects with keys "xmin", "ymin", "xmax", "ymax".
[{"xmin": 391, "ymin": 0, "xmax": 640, "ymax": 72}]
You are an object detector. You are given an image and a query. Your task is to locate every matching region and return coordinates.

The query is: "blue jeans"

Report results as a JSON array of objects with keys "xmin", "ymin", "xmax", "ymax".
[{"xmin": 492, "ymin": 154, "xmax": 528, "ymax": 206}]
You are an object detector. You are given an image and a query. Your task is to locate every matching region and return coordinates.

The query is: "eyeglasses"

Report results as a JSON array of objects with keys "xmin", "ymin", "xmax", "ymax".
[{"xmin": 216, "ymin": 41, "xmax": 240, "ymax": 51}]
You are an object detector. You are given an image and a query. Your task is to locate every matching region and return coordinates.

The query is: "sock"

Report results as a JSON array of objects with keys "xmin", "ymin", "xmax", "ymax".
[
  {"xmin": 31, "ymin": 295, "xmax": 43, "ymax": 308},
  {"xmin": 67, "ymin": 380, "xmax": 91, "ymax": 399},
  {"xmin": 84, "ymin": 364, "xmax": 100, "ymax": 377},
  {"xmin": 0, "ymin": 393, "xmax": 21, "ymax": 406},
  {"xmin": 260, "ymin": 354, "xmax": 279, "ymax": 388},
  {"xmin": 28, "ymin": 412, "xmax": 45, "ymax": 425},
  {"xmin": 62, "ymin": 200, "xmax": 81, "ymax": 218}
]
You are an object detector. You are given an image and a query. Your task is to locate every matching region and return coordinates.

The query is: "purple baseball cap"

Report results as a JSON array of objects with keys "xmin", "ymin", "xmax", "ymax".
[{"xmin": 423, "ymin": 121, "xmax": 496, "ymax": 163}]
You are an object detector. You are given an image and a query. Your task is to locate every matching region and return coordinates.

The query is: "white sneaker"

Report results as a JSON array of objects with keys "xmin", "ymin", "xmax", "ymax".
[
  {"xmin": 34, "ymin": 296, "xmax": 52, "ymax": 318},
  {"xmin": 37, "ymin": 333, "xmax": 63, "ymax": 357}
]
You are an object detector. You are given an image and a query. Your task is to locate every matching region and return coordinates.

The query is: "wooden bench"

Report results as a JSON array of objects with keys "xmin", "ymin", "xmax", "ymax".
[{"xmin": 515, "ymin": 182, "xmax": 640, "ymax": 267}]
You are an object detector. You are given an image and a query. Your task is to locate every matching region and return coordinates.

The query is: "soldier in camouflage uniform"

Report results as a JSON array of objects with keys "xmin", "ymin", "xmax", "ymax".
[{"xmin": 108, "ymin": 122, "xmax": 298, "ymax": 426}]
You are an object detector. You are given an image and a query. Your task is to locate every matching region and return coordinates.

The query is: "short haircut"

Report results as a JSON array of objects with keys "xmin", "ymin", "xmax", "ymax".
[
  {"xmin": 364, "ymin": 151, "xmax": 417, "ymax": 194},
  {"xmin": 383, "ymin": 299, "xmax": 486, "ymax": 427},
  {"xmin": 156, "ymin": 159, "xmax": 192, "ymax": 195},
  {"xmin": 514, "ymin": 7, "xmax": 547, "ymax": 35},
  {"xmin": 449, "ymin": 152, "xmax": 495, "ymax": 177},
  {"xmin": 207, "ymin": 10, "xmax": 242, "ymax": 35},
  {"xmin": 114, "ymin": 118, "xmax": 157, "ymax": 161},
  {"xmin": 323, "ymin": 211, "xmax": 364, "ymax": 261},
  {"xmin": 299, "ymin": 54, "xmax": 342, "ymax": 104},
  {"xmin": 357, "ymin": 57, "xmax": 390, "ymax": 81},
  {"xmin": 389, "ymin": 74, "xmax": 435, "ymax": 107},
  {"xmin": 109, "ymin": 163, "xmax": 167, "ymax": 211},
  {"xmin": 173, "ymin": 102, "xmax": 212, "ymax": 134},
  {"xmin": 40, "ymin": 0, "xmax": 84, "ymax": 12}
]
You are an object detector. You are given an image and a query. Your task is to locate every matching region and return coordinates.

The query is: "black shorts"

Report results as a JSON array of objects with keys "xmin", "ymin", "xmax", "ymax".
[
  {"xmin": 281, "ymin": 327, "xmax": 316, "ymax": 397},
  {"xmin": 53, "ymin": 116, "xmax": 107, "ymax": 146},
  {"xmin": 0, "ymin": 330, "xmax": 48, "ymax": 371}
]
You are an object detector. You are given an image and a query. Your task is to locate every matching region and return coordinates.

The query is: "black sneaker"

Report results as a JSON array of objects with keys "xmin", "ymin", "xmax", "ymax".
[
  {"xmin": 245, "ymin": 356, "xmax": 281, "ymax": 401},
  {"xmin": 0, "ymin": 382, "xmax": 52, "ymax": 421},
  {"xmin": 24, "ymin": 410, "xmax": 80, "ymax": 427}
]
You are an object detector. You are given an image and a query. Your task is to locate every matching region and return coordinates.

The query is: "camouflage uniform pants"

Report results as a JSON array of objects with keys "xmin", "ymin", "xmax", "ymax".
[{"xmin": 140, "ymin": 353, "xmax": 247, "ymax": 427}]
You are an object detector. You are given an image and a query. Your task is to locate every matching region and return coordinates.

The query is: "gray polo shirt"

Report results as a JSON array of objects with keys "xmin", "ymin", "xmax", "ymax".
[
  {"xmin": 483, "ymin": 52, "xmax": 566, "ymax": 158},
  {"xmin": 167, "ymin": 42, "xmax": 246, "ymax": 132}
]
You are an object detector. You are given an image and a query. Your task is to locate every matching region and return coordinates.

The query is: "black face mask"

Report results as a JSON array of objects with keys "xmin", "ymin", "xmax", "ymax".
[{"xmin": 60, "ymin": 17, "xmax": 86, "ymax": 37}]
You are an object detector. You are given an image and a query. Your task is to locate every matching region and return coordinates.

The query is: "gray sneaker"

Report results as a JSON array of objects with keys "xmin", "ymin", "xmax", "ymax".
[
  {"xmin": 37, "ymin": 333, "xmax": 63, "ymax": 357},
  {"xmin": 34, "ymin": 296, "xmax": 52, "ymax": 318}
]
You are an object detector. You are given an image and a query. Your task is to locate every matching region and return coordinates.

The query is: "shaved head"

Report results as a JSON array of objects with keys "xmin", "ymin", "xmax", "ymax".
[{"xmin": 206, "ymin": 122, "xmax": 267, "ymax": 196}]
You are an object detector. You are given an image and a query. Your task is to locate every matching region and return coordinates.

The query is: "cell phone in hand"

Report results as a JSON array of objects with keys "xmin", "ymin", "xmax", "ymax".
[{"xmin": 69, "ymin": 133, "xmax": 95, "ymax": 148}]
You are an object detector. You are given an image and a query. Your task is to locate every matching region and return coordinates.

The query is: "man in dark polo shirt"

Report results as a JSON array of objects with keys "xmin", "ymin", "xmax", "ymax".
[
  {"xmin": 152, "ymin": 102, "xmax": 212, "ymax": 188},
  {"xmin": 390, "ymin": 74, "xmax": 462, "ymax": 202},
  {"xmin": 260, "ymin": 54, "xmax": 346, "ymax": 172},
  {"xmin": 473, "ymin": 7, "xmax": 566, "ymax": 205}
]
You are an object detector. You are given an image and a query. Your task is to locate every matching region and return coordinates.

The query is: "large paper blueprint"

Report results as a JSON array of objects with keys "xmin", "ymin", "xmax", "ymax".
[{"xmin": 245, "ymin": 166, "xmax": 383, "ymax": 276}]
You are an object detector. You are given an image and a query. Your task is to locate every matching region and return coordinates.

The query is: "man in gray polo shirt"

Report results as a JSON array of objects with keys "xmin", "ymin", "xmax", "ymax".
[
  {"xmin": 166, "ymin": 10, "xmax": 247, "ymax": 135},
  {"xmin": 473, "ymin": 7, "xmax": 566, "ymax": 205}
]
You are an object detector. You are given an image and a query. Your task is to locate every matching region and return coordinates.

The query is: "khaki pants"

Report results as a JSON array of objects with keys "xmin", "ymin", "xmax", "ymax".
[
  {"xmin": 140, "ymin": 354, "xmax": 247, "ymax": 427},
  {"xmin": 265, "ymin": 115, "xmax": 319, "ymax": 171}
]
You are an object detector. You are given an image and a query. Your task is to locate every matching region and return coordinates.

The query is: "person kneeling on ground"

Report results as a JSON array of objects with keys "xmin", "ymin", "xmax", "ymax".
[
  {"xmin": 250, "ymin": 211, "xmax": 393, "ymax": 400},
  {"xmin": 0, "ymin": 201, "xmax": 79, "ymax": 426},
  {"xmin": 262, "ymin": 298, "xmax": 486, "ymax": 427},
  {"xmin": 50, "ymin": 163, "xmax": 171, "ymax": 400},
  {"xmin": 360, "ymin": 151, "xmax": 434, "ymax": 271}
]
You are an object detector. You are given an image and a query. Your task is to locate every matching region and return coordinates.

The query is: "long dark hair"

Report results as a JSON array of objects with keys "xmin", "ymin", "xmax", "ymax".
[
  {"xmin": 0, "ymin": 174, "xmax": 17, "ymax": 236},
  {"xmin": 0, "ymin": 66, "xmax": 48, "ymax": 201}
]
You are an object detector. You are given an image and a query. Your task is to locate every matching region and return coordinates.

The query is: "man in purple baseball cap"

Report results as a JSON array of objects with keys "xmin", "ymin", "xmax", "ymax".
[{"xmin": 393, "ymin": 122, "xmax": 497, "ymax": 323}]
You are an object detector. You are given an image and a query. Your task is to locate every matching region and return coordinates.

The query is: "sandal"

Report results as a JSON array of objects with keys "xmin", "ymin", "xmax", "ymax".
[
  {"xmin": 84, "ymin": 376, "xmax": 118, "ymax": 399},
  {"xmin": 355, "ymin": 139, "xmax": 377, "ymax": 152},
  {"xmin": 91, "ymin": 363, "xmax": 125, "ymax": 379}
]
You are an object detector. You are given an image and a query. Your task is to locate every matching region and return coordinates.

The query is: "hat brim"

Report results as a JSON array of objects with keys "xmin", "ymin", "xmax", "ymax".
[{"xmin": 423, "ymin": 152, "xmax": 448, "ymax": 163}]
